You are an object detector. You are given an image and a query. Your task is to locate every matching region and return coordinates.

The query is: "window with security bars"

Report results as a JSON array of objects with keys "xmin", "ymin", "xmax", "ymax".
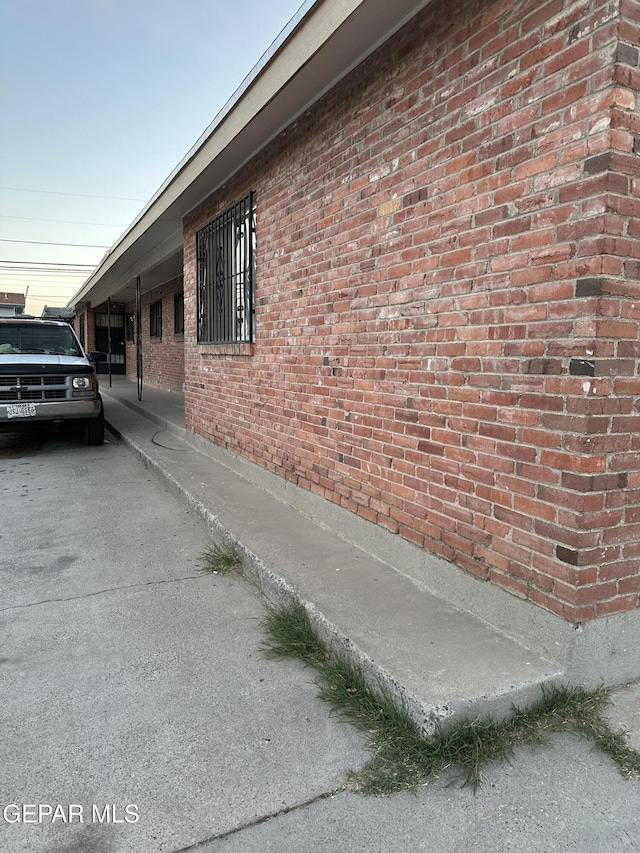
[
  {"xmin": 150, "ymin": 301, "xmax": 162, "ymax": 338},
  {"xmin": 196, "ymin": 192, "xmax": 256, "ymax": 343},
  {"xmin": 174, "ymin": 293, "xmax": 184, "ymax": 335}
]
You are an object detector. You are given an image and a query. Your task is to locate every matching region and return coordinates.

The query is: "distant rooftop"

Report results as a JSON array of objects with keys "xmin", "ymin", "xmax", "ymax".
[
  {"xmin": 0, "ymin": 292, "xmax": 26, "ymax": 306},
  {"xmin": 41, "ymin": 306, "xmax": 75, "ymax": 321}
]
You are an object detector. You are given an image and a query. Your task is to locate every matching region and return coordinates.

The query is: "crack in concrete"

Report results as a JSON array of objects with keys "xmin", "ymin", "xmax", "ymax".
[
  {"xmin": 0, "ymin": 573, "xmax": 205, "ymax": 613},
  {"xmin": 172, "ymin": 788, "xmax": 345, "ymax": 852}
]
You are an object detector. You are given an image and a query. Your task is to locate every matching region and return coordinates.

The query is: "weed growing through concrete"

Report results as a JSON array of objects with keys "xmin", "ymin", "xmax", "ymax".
[
  {"xmin": 262, "ymin": 599, "xmax": 640, "ymax": 795},
  {"xmin": 200, "ymin": 543, "xmax": 242, "ymax": 575}
]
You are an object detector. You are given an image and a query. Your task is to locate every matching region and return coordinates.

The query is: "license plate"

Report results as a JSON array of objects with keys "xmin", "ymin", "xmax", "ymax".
[{"xmin": 7, "ymin": 403, "xmax": 37, "ymax": 419}]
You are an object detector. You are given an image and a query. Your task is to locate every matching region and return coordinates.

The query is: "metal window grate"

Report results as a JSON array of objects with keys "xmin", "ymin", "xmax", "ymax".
[
  {"xmin": 150, "ymin": 301, "xmax": 162, "ymax": 338},
  {"xmin": 174, "ymin": 293, "xmax": 184, "ymax": 335},
  {"xmin": 196, "ymin": 192, "xmax": 256, "ymax": 344}
]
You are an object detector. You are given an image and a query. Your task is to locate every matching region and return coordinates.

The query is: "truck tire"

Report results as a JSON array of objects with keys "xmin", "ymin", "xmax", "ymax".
[{"xmin": 83, "ymin": 409, "xmax": 105, "ymax": 445}]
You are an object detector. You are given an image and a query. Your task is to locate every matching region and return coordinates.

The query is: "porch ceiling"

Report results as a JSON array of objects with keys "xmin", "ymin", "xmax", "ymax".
[{"xmin": 71, "ymin": 0, "xmax": 435, "ymax": 310}]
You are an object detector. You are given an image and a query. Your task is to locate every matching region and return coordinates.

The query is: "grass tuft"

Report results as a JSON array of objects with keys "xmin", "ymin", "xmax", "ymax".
[
  {"xmin": 261, "ymin": 599, "xmax": 640, "ymax": 794},
  {"xmin": 262, "ymin": 600, "xmax": 326, "ymax": 665},
  {"xmin": 200, "ymin": 542, "xmax": 242, "ymax": 575}
]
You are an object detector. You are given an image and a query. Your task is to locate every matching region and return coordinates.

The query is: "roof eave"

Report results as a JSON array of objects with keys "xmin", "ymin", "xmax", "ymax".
[{"xmin": 70, "ymin": 0, "xmax": 434, "ymax": 309}]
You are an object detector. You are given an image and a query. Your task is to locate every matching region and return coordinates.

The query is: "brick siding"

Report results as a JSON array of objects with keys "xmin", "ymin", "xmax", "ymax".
[
  {"xmin": 124, "ymin": 277, "xmax": 184, "ymax": 393},
  {"xmin": 74, "ymin": 305, "xmax": 96, "ymax": 354},
  {"xmin": 182, "ymin": 0, "xmax": 640, "ymax": 622}
]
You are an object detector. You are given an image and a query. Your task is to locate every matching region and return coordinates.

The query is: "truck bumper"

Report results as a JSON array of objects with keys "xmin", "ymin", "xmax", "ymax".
[{"xmin": 0, "ymin": 399, "xmax": 102, "ymax": 425}]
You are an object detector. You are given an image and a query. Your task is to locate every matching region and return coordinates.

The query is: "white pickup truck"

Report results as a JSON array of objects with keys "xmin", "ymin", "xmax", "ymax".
[{"xmin": 0, "ymin": 318, "xmax": 106, "ymax": 445}]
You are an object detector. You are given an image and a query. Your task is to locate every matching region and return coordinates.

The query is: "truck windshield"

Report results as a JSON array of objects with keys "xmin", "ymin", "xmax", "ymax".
[{"xmin": 0, "ymin": 324, "xmax": 82, "ymax": 357}]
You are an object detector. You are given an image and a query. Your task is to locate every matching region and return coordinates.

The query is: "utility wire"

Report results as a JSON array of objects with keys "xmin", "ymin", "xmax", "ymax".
[
  {"xmin": 0, "ymin": 262, "xmax": 95, "ymax": 274},
  {"xmin": 0, "ymin": 278, "xmax": 90, "ymax": 282},
  {"xmin": 0, "ymin": 214, "xmax": 124, "ymax": 227},
  {"xmin": 0, "ymin": 274, "xmax": 89, "ymax": 280},
  {"xmin": 0, "ymin": 238, "xmax": 110, "ymax": 248},
  {"xmin": 0, "ymin": 259, "xmax": 96, "ymax": 268},
  {"xmin": 18, "ymin": 291, "xmax": 79, "ymax": 296},
  {"xmin": 0, "ymin": 264, "xmax": 93, "ymax": 269},
  {"xmin": 0, "ymin": 186, "xmax": 145, "ymax": 202}
]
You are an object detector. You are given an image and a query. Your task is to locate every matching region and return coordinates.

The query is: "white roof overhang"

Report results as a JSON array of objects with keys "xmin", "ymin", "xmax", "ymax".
[{"xmin": 70, "ymin": 0, "xmax": 435, "ymax": 309}]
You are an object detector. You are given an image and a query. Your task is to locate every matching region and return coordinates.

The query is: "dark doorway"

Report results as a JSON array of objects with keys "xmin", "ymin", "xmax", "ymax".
[{"xmin": 94, "ymin": 312, "xmax": 126, "ymax": 375}]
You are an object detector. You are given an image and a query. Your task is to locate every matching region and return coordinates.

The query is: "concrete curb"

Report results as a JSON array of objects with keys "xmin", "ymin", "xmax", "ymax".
[
  {"xmin": 105, "ymin": 417, "xmax": 447, "ymax": 733},
  {"xmin": 105, "ymin": 415, "xmax": 561, "ymax": 736}
]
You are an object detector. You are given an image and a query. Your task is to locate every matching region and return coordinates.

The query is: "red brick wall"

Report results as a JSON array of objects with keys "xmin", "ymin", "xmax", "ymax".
[
  {"xmin": 73, "ymin": 305, "xmax": 96, "ymax": 354},
  {"xmin": 183, "ymin": 0, "xmax": 640, "ymax": 622},
  {"xmin": 125, "ymin": 277, "xmax": 184, "ymax": 393}
]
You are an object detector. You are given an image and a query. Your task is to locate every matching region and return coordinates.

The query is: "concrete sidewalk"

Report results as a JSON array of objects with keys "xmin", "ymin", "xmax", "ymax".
[{"xmin": 100, "ymin": 378, "xmax": 639, "ymax": 743}]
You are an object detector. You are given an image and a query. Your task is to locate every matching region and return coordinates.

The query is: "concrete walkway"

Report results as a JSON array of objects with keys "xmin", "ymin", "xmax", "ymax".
[{"xmin": 100, "ymin": 377, "xmax": 639, "ymax": 741}]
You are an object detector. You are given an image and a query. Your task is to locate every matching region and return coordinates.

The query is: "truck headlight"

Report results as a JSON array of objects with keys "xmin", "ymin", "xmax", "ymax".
[
  {"xmin": 71, "ymin": 375, "xmax": 96, "ymax": 396},
  {"xmin": 72, "ymin": 377, "xmax": 93, "ymax": 390}
]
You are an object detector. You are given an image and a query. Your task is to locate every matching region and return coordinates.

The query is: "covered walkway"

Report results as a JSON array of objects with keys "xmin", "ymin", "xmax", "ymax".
[{"xmin": 100, "ymin": 375, "xmax": 185, "ymax": 435}]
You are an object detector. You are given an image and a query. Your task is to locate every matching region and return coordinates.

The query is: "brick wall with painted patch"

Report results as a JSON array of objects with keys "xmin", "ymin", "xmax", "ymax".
[
  {"xmin": 182, "ymin": 0, "xmax": 640, "ymax": 623},
  {"xmin": 125, "ymin": 276, "xmax": 184, "ymax": 393}
]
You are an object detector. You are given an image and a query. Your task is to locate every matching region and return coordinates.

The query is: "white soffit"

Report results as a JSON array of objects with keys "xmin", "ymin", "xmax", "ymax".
[{"xmin": 72, "ymin": 0, "xmax": 435, "ymax": 306}]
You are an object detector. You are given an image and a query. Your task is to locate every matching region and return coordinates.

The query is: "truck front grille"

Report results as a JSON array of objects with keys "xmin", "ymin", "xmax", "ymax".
[{"xmin": 0, "ymin": 375, "xmax": 69, "ymax": 402}]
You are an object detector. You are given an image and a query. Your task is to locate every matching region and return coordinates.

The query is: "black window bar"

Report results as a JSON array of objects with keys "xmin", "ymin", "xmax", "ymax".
[{"xmin": 196, "ymin": 191, "xmax": 256, "ymax": 344}]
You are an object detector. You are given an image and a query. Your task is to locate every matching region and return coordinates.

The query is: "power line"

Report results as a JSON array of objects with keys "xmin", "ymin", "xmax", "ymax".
[
  {"xmin": 0, "ymin": 265, "xmax": 91, "ymax": 271},
  {"xmin": 0, "ymin": 186, "xmax": 145, "ymax": 202},
  {"xmin": 0, "ymin": 264, "xmax": 92, "ymax": 270},
  {"xmin": 0, "ymin": 272, "xmax": 92, "ymax": 277},
  {"xmin": 0, "ymin": 259, "xmax": 97, "ymax": 268},
  {"xmin": 24, "ymin": 290, "xmax": 73, "ymax": 296},
  {"xmin": 14, "ymin": 292, "xmax": 79, "ymax": 298},
  {"xmin": 0, "ymin": 274, "xmax": 89, "ymax": 280},
  {"xmin": 0, "ymin": 238, "xmax": 110, "ymax": 249},
  {"xmin": 0, "ymin": 214, "xmax": 124, "ymax": 227},
  {"xmin": 0, "ymin": 282, "xmax": 85, "ymax": 290}
]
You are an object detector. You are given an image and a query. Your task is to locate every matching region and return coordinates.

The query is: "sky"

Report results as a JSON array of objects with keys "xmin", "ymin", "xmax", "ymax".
[{"xmin": 0, "ymin": 0, "xmax": 306, "ymax": 316}]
